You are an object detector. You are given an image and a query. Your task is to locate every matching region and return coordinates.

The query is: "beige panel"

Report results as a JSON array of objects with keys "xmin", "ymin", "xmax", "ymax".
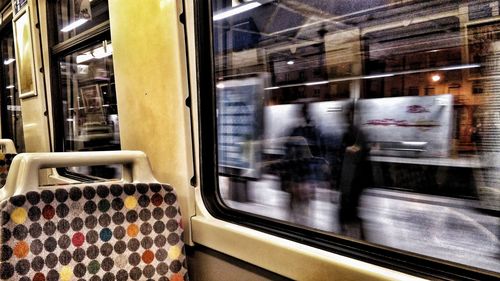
[
  {"xmin": 188, "ymin": 248, "xmax": 286, "ymax": 281},
  {"xmin": 13, "ymin": 0, "xmax": 51, "ymax": 153},
  {"xmin": 19, "ymin": 97, "xmax": 49, "ymax": 152},
  {"xmin": 192, "ymin": 214, "xmax": 426, "ymax": 281},
  {"xmin": 108, "ymin": 0, "xmax": 195, "ymax": 243},
  {"xmin": 37, "ymin": 0, "xmax": 56, "ymax": 150}
]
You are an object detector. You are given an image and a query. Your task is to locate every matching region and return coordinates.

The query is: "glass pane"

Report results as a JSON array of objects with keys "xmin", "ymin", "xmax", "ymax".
[
  {"xmin": 56, "ymin": 0, "xmax": 109, "ymax": 43},
  {"xmin": 1, "ymin": 24, "xmax": 25, "ymax": 152},
  {"xmin": 59, "ymin": 40, "xmax": 120, "ymax": 179},
  {"xmin": 212, "ymin": 0, "xmax": 499, "ymax": 273}
]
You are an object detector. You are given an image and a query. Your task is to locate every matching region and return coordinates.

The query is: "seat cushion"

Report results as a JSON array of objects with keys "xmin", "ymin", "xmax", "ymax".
[
  {"xmin": 0, "ymin": 183, "xmax": 188, "ymax": 281},
  {"xmin": 0, "ymin": 154, "xmax": 16, "ymax": 187}
]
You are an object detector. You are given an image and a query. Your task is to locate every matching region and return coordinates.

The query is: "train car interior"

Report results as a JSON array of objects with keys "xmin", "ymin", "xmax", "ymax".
[{"xmin": 0, "ymin": 0, "xmax": 499, "ymax": 280}]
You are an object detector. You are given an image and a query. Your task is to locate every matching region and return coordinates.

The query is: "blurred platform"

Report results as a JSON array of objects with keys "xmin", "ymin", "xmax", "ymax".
[{"xmin": 221, "ymin": 177, "xmax": 499, "ymax": 273}]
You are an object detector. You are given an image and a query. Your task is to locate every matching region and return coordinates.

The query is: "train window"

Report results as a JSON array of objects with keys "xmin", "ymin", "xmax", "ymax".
[
  {"xmin": 58, "ymin": 41, "xmax": 119, "ymax": 153},
  {"xmin": 50, "ymin": 0, "xmax": 120, "ymax": 180},
  {"xmin": 203, "ymin": 0, "xmax": 500, "ymax": 277},
  {"xmin": 0, "ymin": 22, "xmax": 25, "ymax": 152},
  {"xmin": 55, "ymin": 0, "xmax": 109, "ymax": 43}
]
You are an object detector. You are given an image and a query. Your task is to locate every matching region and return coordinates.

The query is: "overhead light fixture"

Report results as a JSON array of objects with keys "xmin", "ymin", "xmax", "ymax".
[
  {"xmin": 6, "ymin": 85, "xmax": 15, "ymax": 89},
  {"xmin": 93, "ymin": 44, "xmax": 113, "ymax": 59},
  {"xmin": 76, "ymin": 43, "xmax": 113, "ymax": 63},
  {"xmin": 264, "ymin": 86, "xmax": 280, "ymax": 90},
  {"xmin": 364, "ymin": 73, "xmax": 394, "ymax": 79},
  {"xmin": 216, "ymin": 83, "xmax": 225, "ymax": 89},
  {"xmin": 401, "ymin": 141, "xmax": 427, "ymax": 146},
  {"xmin": 431, "ymin": 74, "xmax": 441, "ymax": 82},
  {"xmin": 3, "ymin": 58, "xmax": 15, "ymax": 65},
  {"xmin": 287, "ymin": 60, "xmax": 294, "ymax": 65},
  {"xmin": 61, "ymin": 19, "xmax": 88, "ymax": 32},
  {"xmin": 438, "ymin": 64, "xmax": 480, "ymax": 71},
  {"xmin": 305, "ymin": 81, "xmax": 328, "ymax": 86},
  {"xmin": 76, "ymin": 53, "xmax": 93, "ymax": 63},
  {"xmin": 213, "ymin": 1, "xmax": 261, "ymax": 21}
]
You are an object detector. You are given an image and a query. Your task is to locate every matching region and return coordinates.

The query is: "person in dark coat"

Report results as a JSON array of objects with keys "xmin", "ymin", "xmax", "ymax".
[{"xmin": 338, "ymin": 103, "xmax": 371, "ymax": 239}]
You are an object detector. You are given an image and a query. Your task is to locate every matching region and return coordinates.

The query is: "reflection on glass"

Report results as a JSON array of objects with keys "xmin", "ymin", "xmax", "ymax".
[
  {"xmin": 56, "ymin": 0, "xmax": 109, "ymax": 43},
  {"xmin": 212, "ymin": 0, "xmax": 500, "ymax": 273},
  {"xmin": 59, "ymin": 41, "xmax": 120, "ymax": 179},
  {"xmin": 14, "ymin": 10, "xmax": 34, "ymax": 96},
  {"xmin": 1, "ymin": 24, "xmax": 25, "ymax": 152}
]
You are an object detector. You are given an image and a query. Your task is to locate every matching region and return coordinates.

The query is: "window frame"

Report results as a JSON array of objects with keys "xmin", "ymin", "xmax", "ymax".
[
  {"xmin": 46, "ymin": 1, "xmax": 114, "ymax": 181},
  {"xmin": 0, "ymin": 19, "xmax": 13, "ymax": 137},
  {"xmin": 194, "ymin": 1, "xmax": 498, "ymax": 280},
  {"xmin": 0, "ymin": 7, "xmax": 26, "ymax": 152}
]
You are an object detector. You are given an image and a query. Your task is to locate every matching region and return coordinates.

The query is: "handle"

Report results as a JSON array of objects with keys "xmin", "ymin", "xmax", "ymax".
[
  {"xmin": 0, "ymin": 139, "xmax": 17, "ymax": 153},
  {"xmin": 3, "ymin": 150, "xmax": 157, "ymax": 199}
]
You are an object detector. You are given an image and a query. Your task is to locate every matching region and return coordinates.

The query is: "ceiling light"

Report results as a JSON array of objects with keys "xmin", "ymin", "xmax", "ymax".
[
  {"xmin": 3, "ymin": 58, "xmax": 15, "ymax": 65},
  {"xmin": 287, "ymin": 60, "xmax": 294, "ymax": 65},
  {"xmin": 61, "ymin": 19, "xmax": 88, "ymax": 32},
  {"xmin": 364, "ymin": 73, "xmax": 394, "ymax": 79},
  {"xmin": 305, "ymin": 81, "xmax": 328, "ymax": 86},
  {"xmin": 213, "ymin": 1, "xmax": 261, "ymax": 21},
  {"xmin": 6, "ymin": 85, "xmax": 14, "ymax": 89},
  {"xmin": 76, "ymin": 53, "xmax": 93, "ymax": 63},
  {"xmin": 93, "ymin": 44, "xmax": 113, "ymax": 59},
  {"xmin": 431, "ymin": 74, "xmax": 441, "ymax": 82},
  {"xmin": 76, "ymin": 43, "xmax": 113, "ymax": 63},
  {"xmin": 438, "ymin": 64, "xmax": 480, "ymax": 71}
]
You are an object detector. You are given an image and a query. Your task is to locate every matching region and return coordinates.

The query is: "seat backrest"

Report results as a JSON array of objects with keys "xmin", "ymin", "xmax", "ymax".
[
  {"xmin": 0, "ymin": 182, "xmax": 189, "ymax": 281},
  {"xmin": 1, "ymin": 151, "xmax": 157, "ymax": 201},
  {"xmin": 0, "ymin": 153, "xmax": 16, "ymax": 187}
]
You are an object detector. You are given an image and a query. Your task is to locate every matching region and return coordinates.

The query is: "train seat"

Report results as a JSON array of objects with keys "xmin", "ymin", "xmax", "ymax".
[
  {"xmin": 0, "ymin": 151, "xmax": 189, "ymax": 281},
  {"xmin": 0, "ymin": 139, "xmax": 17, "ymax": 188},
  {"xmin": 0, "ymin": 154, "xmax": 15, "ymax": 187}
]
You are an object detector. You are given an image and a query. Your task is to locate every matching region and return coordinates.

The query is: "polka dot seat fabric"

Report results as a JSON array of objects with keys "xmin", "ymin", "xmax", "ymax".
[
  {"xmin": 0, "ymin": 154, "xmax": 15, "ymax": 187},
  {"xmin": 0, "ymin": 183, "xmax": 189, "ymax": 281}
]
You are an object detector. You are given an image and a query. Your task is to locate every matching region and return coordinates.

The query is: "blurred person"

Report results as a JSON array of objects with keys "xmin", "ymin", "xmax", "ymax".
[
  {"xmin": 287, "ymin": 103, "xmax": 325, "ymax": 158},
  {"xmin": 338, "ymin": 103, "xmax": 371, "ymax": 239},
  {"xmin": 470, "ymin": 115, "xmax": 482, "ymax": 147},
  {"xmin": 281, "ymin": 103, "xmax": 330, "ymax": 223}
]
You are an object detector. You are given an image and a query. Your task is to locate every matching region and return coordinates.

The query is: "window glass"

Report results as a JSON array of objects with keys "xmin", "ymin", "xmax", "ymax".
[
  {"xmin": 53, "ymin": 0, "xmax": 119, "ymax": 180},
  {"xmin": 56, "ymin": 0, "xmax": 109, "ymax": 44},
  {"xmin": 212, "ymin": 0, "xmax": 499, "ymax": 273},
  {"xmin": 59, "ymin": 40, "xmax": 120, "ymax": 179},
  {"xmin": 0, "ymin": 24, "xmax": 25, "ymax": 152}
]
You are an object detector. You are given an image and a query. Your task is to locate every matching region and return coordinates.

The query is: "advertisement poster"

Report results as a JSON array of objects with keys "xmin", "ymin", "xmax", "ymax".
[
  {"xmin": 80, "ymin": 84, "xmax": 103, "ymax": 114},
  {"xmin": 357, "ymin": 94, "xmax": 453, "ymax": 157},
  {"xmin": 14, "ymin": 10, "xmax": 34, "ymax": 97},
  {"xmin": 217, "ymin": 75, "xmax": 264, "ymax": 178},
  {"xmin": 76, "ymin": 84, "xmax": 107, "ymax": 135}
]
